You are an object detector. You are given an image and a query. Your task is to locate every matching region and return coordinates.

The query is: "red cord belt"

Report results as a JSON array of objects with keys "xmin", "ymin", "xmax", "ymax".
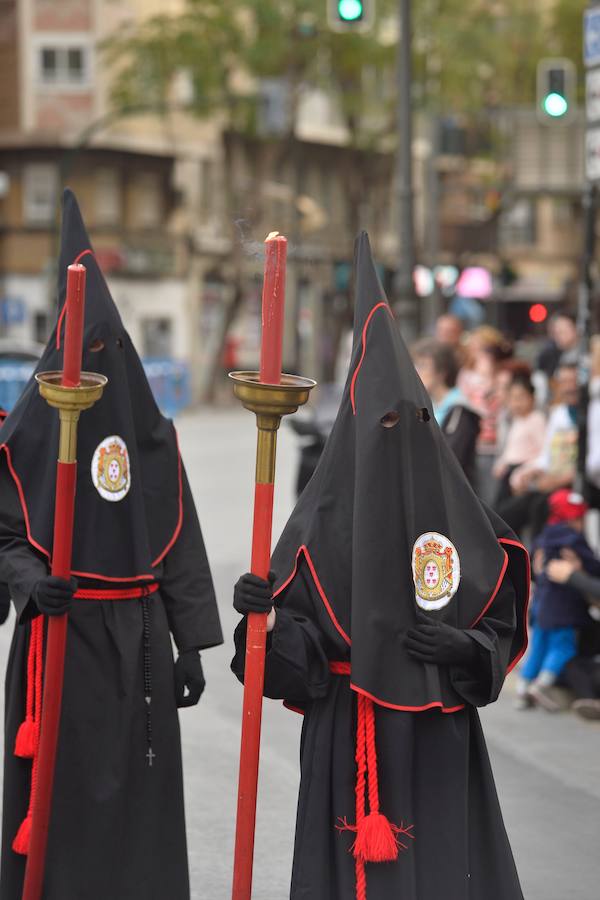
[
  {"xmin": 329, "ymin": 662, "xmax": 414, "ymax": 900},
  {"xmin": 73, "ymin": 582, "xmax": 159, "ymax": 600},
  {"xmin": 11, "ymin": 582, "xmax": 159, "ymax": 855}
]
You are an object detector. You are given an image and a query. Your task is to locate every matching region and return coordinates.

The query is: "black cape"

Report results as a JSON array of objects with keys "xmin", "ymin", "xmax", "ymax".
[
  {"xmin": 0, "ymin": 190, "xmax": 223, "ymax": 899},
  {"xmin": 233, "ymin": 233, "xmax": 529, "ymax": 900}
]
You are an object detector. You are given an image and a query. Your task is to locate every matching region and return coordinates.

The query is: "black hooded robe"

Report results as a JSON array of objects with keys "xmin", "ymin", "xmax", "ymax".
[
  {"xmin": 233, "ymin": 551, "xmax": 524, "ymax": 900},
  {"xmin": 0, "ymin": 190, "xmax": 223, "ymax": 899},
  {"xmin": 233, "ymin": 233, "xmax": 529, "ymax": 900}
]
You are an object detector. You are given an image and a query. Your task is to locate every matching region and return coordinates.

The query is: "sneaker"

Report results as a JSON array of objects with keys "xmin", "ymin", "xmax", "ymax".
[
  {"xmin": 572, "ymin": 699, "xmax": 600, "ymax": 721},
  {"xmin": 513, "ymin": 693, "xmax": 534, "ymax": 711},
  {"xmin": 529, "ymin": 683, "xmax": 562, "ymax": 712}
]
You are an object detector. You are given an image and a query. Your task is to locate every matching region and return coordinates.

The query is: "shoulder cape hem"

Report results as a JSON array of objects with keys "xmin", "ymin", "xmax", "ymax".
[
  {"xmin": 275, "ymin": 537, "xmax": 530, "ymax": 714},
  {"xmin": 0, "ymin": 434, "xmax": 184, "ymax": 583}
]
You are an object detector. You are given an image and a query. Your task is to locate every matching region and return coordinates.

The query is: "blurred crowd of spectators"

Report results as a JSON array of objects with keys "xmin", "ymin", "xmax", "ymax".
[{"xmin": 411, "ymin": 313, "xmax": 600, "ymax": 722}]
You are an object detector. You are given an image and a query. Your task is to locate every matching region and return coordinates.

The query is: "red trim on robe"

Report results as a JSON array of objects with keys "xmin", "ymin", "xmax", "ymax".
[
  {"xmin": 273, "ymin": 544, "xmax": 351, "ymax": 646},
  {"xmin": 498, "ymin": 536, "xmax": 531, "ymax": 673},
  {"xmin": 350, "ymin": 682, "xmax": 465, "ymax": 714},
  {"xmin": 283, "ymin": 702, "xmax": 306, "ymax": 716},
  {"xmin": 151, "ymin": 431, "xmax": 184, "ymax": 567},
  {"xmin": 468, "ymin": 548, "xmax": 508, "ymax": 628}
]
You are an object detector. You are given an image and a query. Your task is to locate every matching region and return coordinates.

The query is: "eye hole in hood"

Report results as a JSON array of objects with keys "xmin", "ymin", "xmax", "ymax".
[{"xmin": 380, "ymin": 411, "xmax": 400, "ymax": 429}]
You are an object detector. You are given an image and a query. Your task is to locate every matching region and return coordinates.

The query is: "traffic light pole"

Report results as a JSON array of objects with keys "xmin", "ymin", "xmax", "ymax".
[
  {"xmin": 576, "ymin": 0, "xmax": 600, "ymax": 496},
  {"xmin": 575, "ymin": 182, "xmax": 597, "ymax": 496},
  {"xmin": 394, "ymin": 0, "xmax": 418, "ymax": 340}
]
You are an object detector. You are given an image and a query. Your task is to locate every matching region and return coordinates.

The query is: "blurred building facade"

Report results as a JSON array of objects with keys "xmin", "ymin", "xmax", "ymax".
[
  {"xmin": 0, "ymin": 0, "xmax": 208, "ymax": 368},
  {"xmin": 0, "ymin": 1, "xmax": 593, "ymax": 403}
]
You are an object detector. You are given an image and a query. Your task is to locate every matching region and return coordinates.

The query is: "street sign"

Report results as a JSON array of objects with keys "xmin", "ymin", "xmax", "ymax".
[
  {"xmin": 0, "ymin": 298, "xmax": 25, "ymax": 326},
  {"xmin": 586, "ymin": 126, "xmax": 600, "ymax": 181},
  {"xmin": 584, "ymin": 6, "xmax": 600, "ymax": 68},
  {"xmin": 586, "ymin": 68, "xmax": 600, "ymax": 121}
]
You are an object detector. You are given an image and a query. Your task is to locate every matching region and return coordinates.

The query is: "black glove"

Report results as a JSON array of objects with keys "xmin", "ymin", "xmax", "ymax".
[
  {"xmin": 233, "ymin": 572, "xmax": 276, "ymax": 615},
  {"xmin": 174, "ymin": 649, "xmax": 206, "ymax": 708},
  {"xmin": 405, "ymin": 613, "xmax": 479, "ymax": 666},
  {"xmin": 33, "ymin": 576, "xmax": 77, "ymax": 617}
]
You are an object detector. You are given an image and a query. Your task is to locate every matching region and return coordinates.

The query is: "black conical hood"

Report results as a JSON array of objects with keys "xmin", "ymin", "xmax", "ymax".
[
  {"xmin": 272, "ymin": 233, "xmax": 529, "ymax": 710},
  {"xmin": 0, "ymin": 189, "xmax": 182, "ymax": 582}
]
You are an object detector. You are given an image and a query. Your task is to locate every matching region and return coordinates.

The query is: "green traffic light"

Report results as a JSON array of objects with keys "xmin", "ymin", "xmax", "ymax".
[
  {"xmin": 338, "ymin": 0, "xmax": 363, "ymax": 21},
  {"xmin": 543, "ymin": 92, "xmax": 568, "ymax": 118}
]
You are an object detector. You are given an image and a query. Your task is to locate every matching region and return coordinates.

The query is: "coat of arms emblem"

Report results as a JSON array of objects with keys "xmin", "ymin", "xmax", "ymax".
[
  {"xmin": 91, "ymin": 435, "xmax": 131, "ymax": 502},
  {"xmin": 412, "ymin": 532, "xmax": 460, "ymax": 611}
]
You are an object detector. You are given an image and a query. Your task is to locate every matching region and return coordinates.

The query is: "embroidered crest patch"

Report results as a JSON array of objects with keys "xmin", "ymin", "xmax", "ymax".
[
  {"xmin": 412, "ymin": 532, "xmax": 460, "ymax": 611},
  {"xmin": 91, "ymin": 435, "xmax": 131, "ymax": 502}
]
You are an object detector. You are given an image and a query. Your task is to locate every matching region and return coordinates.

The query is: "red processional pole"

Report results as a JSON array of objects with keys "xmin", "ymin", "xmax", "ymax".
[
  {"xmin": 22, "ymin": 266, "xmax": 106, "ymax": 900},
  {"xmin": 230, "ymin": 234, "xmax": 315, "ymax": 900}
]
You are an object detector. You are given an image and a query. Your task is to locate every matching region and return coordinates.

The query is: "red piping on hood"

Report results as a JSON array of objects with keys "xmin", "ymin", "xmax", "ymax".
[{"xmin": 350, "ymin": 301, "xmax": 393, "ymax": 415}]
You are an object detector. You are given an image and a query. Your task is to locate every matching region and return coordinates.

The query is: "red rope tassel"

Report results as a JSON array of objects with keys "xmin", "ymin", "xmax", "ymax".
[
  {"xmin": 332, "ymin": 662, "xmax": 414, "ymax": 900},
  {"xmin": 14, "ymin": 618, "xmax": 41, "ymax": 759},
  {"xmin": 352, "ymin": 695, "xmax": 406, "ymax": 864},
  {"xmin": 13, "ymin": 617, "xmax": 44, "ymax": 855}
]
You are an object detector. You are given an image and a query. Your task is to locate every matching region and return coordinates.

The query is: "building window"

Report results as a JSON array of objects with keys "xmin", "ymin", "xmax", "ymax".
[
  {"xmin": 34, "ymin": 311, "xmax": 51, "ymax": 344},
  {"xmin": 95, "ymin": 168, "xmax": 121, "ymax": 226},
  {"xmin": 142, "ymin": 318, "xmax": 172, "ymax": 358},
  {"xmin": 22, "ymin": 163, "xmax": 58, "ymax": 225},
  {"xmin": 499, "ymin": 199, "xmax": 536, "ymax": 248},
  {"xmin": 553, "ymin": 198, "xmax": 577, "ymax": 227},
  {"xmin": 37, "ymin": 40, "xmax": 90, "ymax": 87},
  {"xmin": 133, "ymin": 173, "xmax": 163, "ymax": 228}
]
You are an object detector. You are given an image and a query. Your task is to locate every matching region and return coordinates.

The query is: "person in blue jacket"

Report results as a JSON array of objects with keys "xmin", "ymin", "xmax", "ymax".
[{"xmin": 516, "ymin": 489, "xmax": 600, "ymax": 711}]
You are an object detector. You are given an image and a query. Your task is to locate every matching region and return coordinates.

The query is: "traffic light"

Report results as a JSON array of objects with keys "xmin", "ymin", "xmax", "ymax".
[
  {"xmin": 327, "ymin": 0, "xmax": 374, "ymax": 33},
  {"xmin": 537, "ymin": 59, "xmax": 575, "ymax": 122},
  {"xmin": 529, "ymin": 303, "xmax": 548, "ymax": 324}
]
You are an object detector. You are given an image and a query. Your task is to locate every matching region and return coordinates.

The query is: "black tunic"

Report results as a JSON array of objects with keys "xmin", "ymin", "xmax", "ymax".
[
  {"xmin": 233, "ymin": 560, "xmax": 524, "ymax": 900},
  {"xmin": 0, "ymin": 464, "xmax": 222, "ymax": 899}
]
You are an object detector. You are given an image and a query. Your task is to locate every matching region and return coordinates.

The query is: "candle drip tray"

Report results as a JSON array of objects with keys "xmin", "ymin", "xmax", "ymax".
[
  {"xmin": 229, "ymin": 371, "xmax": 316, "ymax": 419},
  {"xmin": 36, "ymin": 371, "xmax": 108, "ymax": 412}
]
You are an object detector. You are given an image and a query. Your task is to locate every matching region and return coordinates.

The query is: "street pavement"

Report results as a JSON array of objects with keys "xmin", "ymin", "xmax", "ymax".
[{"xmin": 1, "ymin": 406, "xmax": 599, "ymax": 899}]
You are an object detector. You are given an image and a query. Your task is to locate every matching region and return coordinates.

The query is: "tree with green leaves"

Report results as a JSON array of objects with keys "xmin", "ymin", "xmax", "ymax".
[{"xmin": 102, "ymin": 0, "xmax": 585, "ymax": 398}]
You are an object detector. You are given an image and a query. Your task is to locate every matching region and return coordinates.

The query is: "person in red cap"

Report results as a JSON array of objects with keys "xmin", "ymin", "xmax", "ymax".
[{"xmin": 516, "ymin": 489, "xmax": 600, "ymax": 711}]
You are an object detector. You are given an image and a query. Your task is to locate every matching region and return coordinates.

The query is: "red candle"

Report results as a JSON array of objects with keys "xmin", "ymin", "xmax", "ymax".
[
  {"xmin": 62, "ymin": 264, "xmax": 86, "ymax": 388},
  {"xmin": 259, "ymin": 232, "xmax": 287, "ymax": 385}
]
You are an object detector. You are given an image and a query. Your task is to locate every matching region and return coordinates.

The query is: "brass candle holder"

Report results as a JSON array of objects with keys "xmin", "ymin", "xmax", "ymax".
[
  {"xmin": 36, "ymin": 371, "xmax": 108, "ymax": 464},
  {"xmin": 229, "ymin": 372, "xmax": 316, "ymax": 483}
]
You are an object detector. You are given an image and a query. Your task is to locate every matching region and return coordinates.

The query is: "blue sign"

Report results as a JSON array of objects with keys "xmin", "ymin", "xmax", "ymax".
[
  {"xmin": 0, "ymin": 360, "xmax": 35, "ymax": 411},
  {"xmin": 0, "ymin": 298, "xmax": 25, "ymax": 325},
  {"xmin": 142, "ymin": 358, "xmax": 191, "ymax": 418},
  {"xmin": 0, "ymin": 358, "xmax": 191, "ymax": 418},
  {"xmin": 584, "ymin": 7, "xmax": 600, "ymax": 68}
]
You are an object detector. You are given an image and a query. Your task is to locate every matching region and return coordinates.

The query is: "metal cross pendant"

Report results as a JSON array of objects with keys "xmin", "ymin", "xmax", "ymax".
[{"xmin": 146, "ymin": 747, "xmax": 156, "ymax": 767}]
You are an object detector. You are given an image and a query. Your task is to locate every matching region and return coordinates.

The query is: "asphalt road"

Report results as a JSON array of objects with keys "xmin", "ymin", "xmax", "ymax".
[{"xmin": 1, "ymin": 407, "xmax": 598, "ymax": 899}]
